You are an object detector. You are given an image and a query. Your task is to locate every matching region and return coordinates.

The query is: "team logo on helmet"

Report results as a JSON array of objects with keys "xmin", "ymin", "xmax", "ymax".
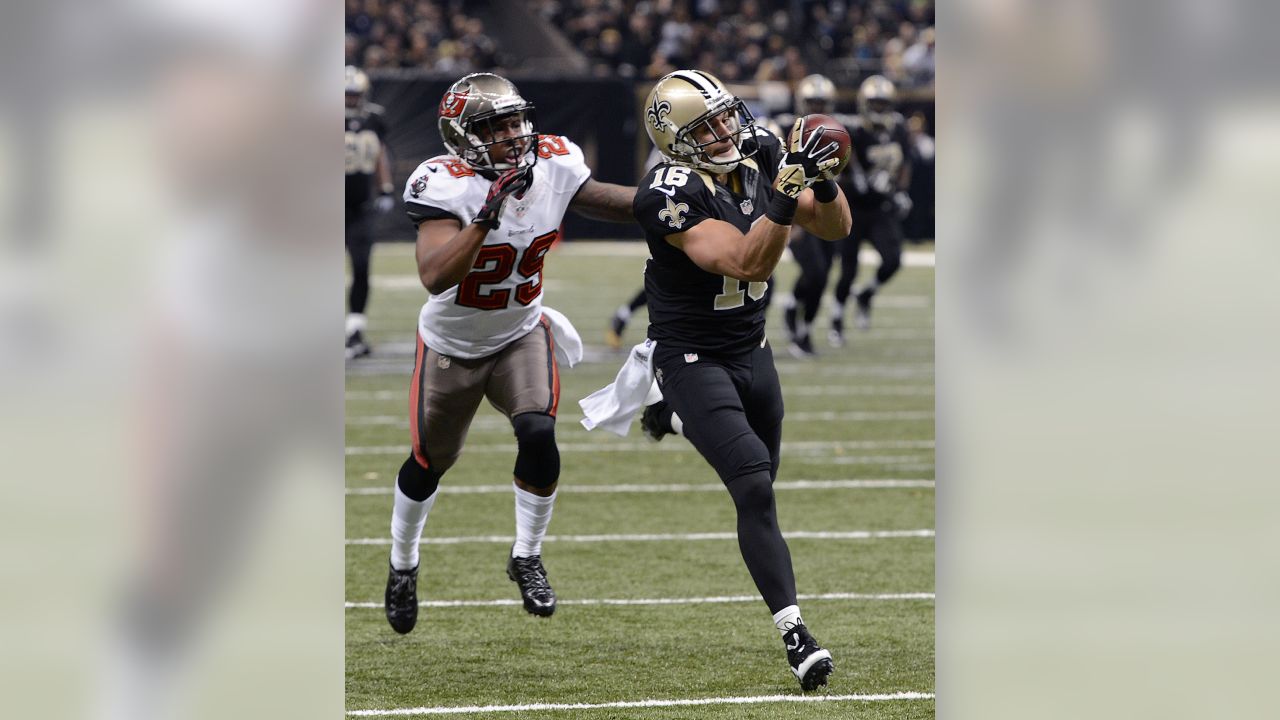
[
  {"xmin": 439, "ymin": 91, "xmax": 469, "ymax": 119},
  {"xmin": 646, "ymin": 98, "xmax": 673, "ymax": 134},
  {"xmin": 409, "ymin": 176, "xmax": 428, "ymax": 198}
]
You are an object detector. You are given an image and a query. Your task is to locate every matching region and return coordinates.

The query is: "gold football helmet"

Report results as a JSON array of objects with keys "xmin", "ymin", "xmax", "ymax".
[
  {"xmin": 795, "ymin": 74, "xmax": 836, "ymax": 115},
  {"xmin": 643, "ymin": 69, "xmax": 758, "ymax": 173},
  {"xmin": 857, "ymin": 75, "xmax": 897, "ymax": 129},
  {"xmin": 345, "ymin": 65, "xmax": 369, "ymax": 114}
]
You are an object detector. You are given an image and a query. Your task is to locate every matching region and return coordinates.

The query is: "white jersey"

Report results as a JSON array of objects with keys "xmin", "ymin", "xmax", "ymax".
[{"xmin": 403, "ymin": 135, "xmax": 591, "ymax": 359}]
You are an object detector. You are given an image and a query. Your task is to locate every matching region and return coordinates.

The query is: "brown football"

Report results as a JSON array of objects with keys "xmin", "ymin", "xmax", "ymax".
[{"xmin": 798, "ymin": 113, "xmax": 852, "ymax": 174}]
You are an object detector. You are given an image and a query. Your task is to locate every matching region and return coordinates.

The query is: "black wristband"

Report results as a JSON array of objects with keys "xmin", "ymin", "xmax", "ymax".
[
  {"xmin": 812, "ymin": 178, "xmax": 838, "ymax": 203},
  {"xmin": 766, "ymin": 193, "xmax": 798, "ymax": 226}
]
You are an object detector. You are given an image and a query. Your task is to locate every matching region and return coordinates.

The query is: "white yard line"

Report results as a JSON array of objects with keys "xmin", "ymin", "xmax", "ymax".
[
  {"xmin": 345, "ymin": 591, "xmax": 935, "ymax": 610},
  {"xmin": 346, "ymin": 439, "xmax": 934, "ymax": 456},
  {"xmin": 346, "ymin": 529, "xmax": 934, "ymax": 546},
  {"xmin": 346, "ymin": 690, "xmax": 935, "ymax": 716},
  {"xmin": 345, "ymin": 478, "xmax": 934, "ymax": 496}
]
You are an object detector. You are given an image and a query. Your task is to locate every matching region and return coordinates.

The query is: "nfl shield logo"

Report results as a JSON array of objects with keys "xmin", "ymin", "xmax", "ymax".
[
  {"xmin": 684, "ymin": 353, "xmax": 699, "ymax": 363},
  {"xmin": 740, "ymin": 198, "xmax": 753, "ymax": 215},
  {"xmin": 437, "ymin": 356, "xmax": 451, "ymax": 369}
]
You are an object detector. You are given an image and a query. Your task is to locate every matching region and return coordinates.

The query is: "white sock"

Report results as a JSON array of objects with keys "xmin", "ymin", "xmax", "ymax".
[
  {"xmin": 669, "ymin": 412, "xmax": 684, "ymax": 436},
  {"xmin": 831, "ymin": 301, "xmax": 844, "ymax": 318},
  {"xmin": 512, "ymin": 483, "xmax": 557, "ymax": 557},
  {"xmin": 614, "ymin": 305, "xmax": 632, "ymax": 322},
  {"xmin": 346, "ymin": 313, "xmax": 367, "ymax": 335},
  {"xmin": 390, "ymin": 484, "xmax": 436, "ymax": 570},
  {"xmin": 773, "ymin": 604, "xmax": 804, "ymax": 635}
]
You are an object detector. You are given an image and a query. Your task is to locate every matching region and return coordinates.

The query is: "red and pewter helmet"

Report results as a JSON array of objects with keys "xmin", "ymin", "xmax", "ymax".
[{"xmin": 437, "ymin": 73, "xmax": 538, "ymax": 172}]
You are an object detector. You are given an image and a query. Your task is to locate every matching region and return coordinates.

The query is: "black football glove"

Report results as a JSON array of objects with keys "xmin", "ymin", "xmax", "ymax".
[
  {"xmin": 473, "ymin": 166, "xmax": 534, "ymax": 229},
  {"xmin": 774, "ymin": 117, "xmax": 842, "ymax": 199}
]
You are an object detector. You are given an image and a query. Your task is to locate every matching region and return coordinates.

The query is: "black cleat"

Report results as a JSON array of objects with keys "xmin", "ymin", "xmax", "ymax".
[
  {"xmin": 605, "ymin": 306, "xmax": 630, "ymax": 350},
  {"xmin": 783, "ymin": 303, "xmax": 799, "ymax": 344},
  {"xmin": 346, "ymin": 330, "xmax": 372, "ymax": 359},
  {"xmin": 787, "ymin": 333, "xmax": 817, "ymax": 359},
  {"xmin": 507, "ymin": 549, "xmax": 557, "ymax": 617},
  {"xmin": 784, "ymin": 624, "xmax": 835, "ymax": 691},
  {"xmin": 854, "ymin": 288, "xmax": 874, "ymax": 330},
  {"xmin": 640, "ymin": 401, "xmax": 672, "ymax": 442},
  {"xmin": 384, "ymin": 562, "xmax": 419, "ymax": 634}
]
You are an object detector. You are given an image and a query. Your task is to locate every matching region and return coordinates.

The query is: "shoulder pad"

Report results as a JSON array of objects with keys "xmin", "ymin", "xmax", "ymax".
[
  {"xmin": 404, "ymin": 155, "xmax": 474, "ymax": 207},
  {"xmin": 534, "ymin": 134, "xmax": 591, "ymax": 192},
  {"xmin": 635, "ymin": 163, "xmax": 713, "ymax": 235}
]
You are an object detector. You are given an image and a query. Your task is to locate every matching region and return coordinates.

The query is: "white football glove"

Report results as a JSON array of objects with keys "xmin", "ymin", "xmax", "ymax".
[
  {"xmin": 375, "ymin": 193, "xmax": 396, "ymax": 213},
  {"xmin": 774, "ymin": 117, "xmax": 843, "ymax": 199}
]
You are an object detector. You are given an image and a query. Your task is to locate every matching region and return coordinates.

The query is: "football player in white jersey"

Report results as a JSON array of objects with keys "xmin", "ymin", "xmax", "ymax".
[{"xmin": 384, "ymin": 73, "xmax": 636, "ymax": 633}]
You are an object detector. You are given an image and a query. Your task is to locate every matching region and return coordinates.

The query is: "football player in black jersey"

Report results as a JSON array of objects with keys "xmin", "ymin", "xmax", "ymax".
[
  {"xmin": 775, "ymin": 74, "xmax": 860, "ymax": 357},
  {"xmin": 345, "ymin": 65, "xmax": 396, "ymax": 358},
  {"xmin": 633, "ymin": 69, "xmax": 849, "ymax": 690},
  {"xmin": 829, "ymin": 75, "xmax": 913, "ymax": 344}
]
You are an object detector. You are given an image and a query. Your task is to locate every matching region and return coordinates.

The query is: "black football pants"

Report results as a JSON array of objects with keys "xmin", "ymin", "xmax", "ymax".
[
  {"xmin": 346, "ymin": 204, "xmax": 373, "ymax": 315},
  {"xmin": 789, "ymin": 230, "xmax": 838, "ymax": 328},
  {"xmin": 653, "ymin": 341, "xmax": 797, "ymax": 614},
  {"xmin": 834, "ymin": 209, "xmax": 904, "ymax": 306}
]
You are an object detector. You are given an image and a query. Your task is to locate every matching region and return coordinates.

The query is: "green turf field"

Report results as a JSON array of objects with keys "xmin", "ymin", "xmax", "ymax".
[{"xmin": 346, "ymin": 240, "xmax": 934, "ymax": 718}]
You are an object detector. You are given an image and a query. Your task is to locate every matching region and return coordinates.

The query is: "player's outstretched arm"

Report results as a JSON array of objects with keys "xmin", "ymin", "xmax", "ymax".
[
  {"xmin": 794, "ymin": 184, "xmax": 852, "ymax": 240},
  {"xmin": 415, "ymin": 218, "xmax": 488, "ymax": 295},
  {"xmin": 667, "ymin": 216, "xmax": 791, "ymax": 283},
  {"xmin": 569, "ymin": 179, "xmax": 637, "ymax": 223}
]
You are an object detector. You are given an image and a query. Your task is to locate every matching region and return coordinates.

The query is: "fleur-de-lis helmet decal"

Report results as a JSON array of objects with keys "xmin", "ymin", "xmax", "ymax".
[
  {"xmin": 642, "ymin": 69, "xmax": 759, "ymax": 173},
  {"xmin": 646, "ymin": 98, "xmax": 673, "ymax": 134}
]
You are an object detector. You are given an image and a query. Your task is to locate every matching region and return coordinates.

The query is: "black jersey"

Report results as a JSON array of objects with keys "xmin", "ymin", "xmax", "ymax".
[
  {"xmin": 848, "ymin": 113, "xmax": 911, "ymax": 210},
  {"xmin": 634, "ymin": 128, "xmax": 784, "ymax": 355},
  {"xmin": 345, "ymin": 105, "xmax": 387, "ymax": 209}
]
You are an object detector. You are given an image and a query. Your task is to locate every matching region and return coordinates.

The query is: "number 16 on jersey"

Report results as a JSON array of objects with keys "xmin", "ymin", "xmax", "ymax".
[{"xmin": 714, "ymin": 276, "xmax": 767, "ymax": 310}]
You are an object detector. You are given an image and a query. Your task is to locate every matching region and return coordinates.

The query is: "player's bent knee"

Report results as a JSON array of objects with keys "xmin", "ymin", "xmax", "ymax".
[
  {"xmin": 513, "ymin": 412, "xmax": 560, "ymax": 489},
  {"xmin": 398, "ymin": 453, "xmax": 443, "ymax": 501},
  {"xmin": 726, "ymin": 471, "xmax": 777, "ymax": 515}
]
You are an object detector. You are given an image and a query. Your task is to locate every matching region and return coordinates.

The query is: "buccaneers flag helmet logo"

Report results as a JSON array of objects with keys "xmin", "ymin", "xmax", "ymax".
[{"xmin": 439, "ymin": 91, "xmax": 468, "ymax": 119}]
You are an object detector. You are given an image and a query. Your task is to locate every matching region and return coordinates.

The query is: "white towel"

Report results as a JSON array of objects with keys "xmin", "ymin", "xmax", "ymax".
[
  {"xmin": 579, "ymin": 339, "xmax": 664, "ymax": 436},
  {"xmin": 541, "ymin": 307, "xmax": 583, "ymax": 369}
]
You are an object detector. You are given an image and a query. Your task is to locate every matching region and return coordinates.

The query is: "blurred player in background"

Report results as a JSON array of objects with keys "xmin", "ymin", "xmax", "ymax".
[
  {"xmin": 384, "ymin": 73, "xmax": 636, "ymax": 633},
  {"xmin": 829, "ymin": 75, "xmax": 913, "ymax": 344},
  {"xmin": 627, "ymin": 69, "xmax": 849, "ymax": 689},
  {"xmin": 606, "ymin": 286, "xmax": 648, "ymax": 349},
  {"xmin": 345, "ymin": 65, "xmax": 396, "ymax": 359},
  {"xmin": 777, "ymin": 73, "xmax": 857, "ymax": 357}
]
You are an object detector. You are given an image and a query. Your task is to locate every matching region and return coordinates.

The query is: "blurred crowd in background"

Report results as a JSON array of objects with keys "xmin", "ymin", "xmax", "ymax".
[
  {"xmin": 345, "ymin": 0, "xmax": 934, "ymax": 89},
  {"xmin": 345, "ymin": 0, "xmax": 502, "ymax": 72},
  {"xmin": 540, "ymin": 0, "xmax": 934, "ymax": 85}
]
